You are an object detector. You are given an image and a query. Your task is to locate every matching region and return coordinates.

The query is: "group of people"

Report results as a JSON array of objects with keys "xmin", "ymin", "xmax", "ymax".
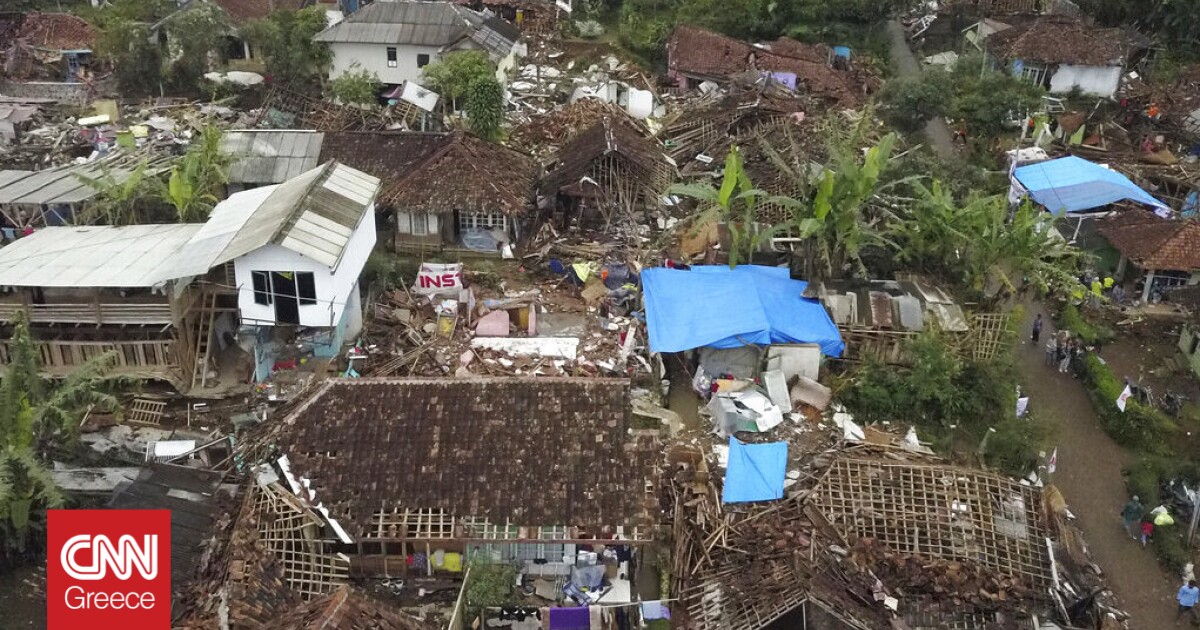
[
  {"xmin": 1122, "ymin": 496, "xmax": 1200, "ymax": 625},
  {"xmin": 1032, "ymin": 314, "xmax": 1094, "ymax": 375}
]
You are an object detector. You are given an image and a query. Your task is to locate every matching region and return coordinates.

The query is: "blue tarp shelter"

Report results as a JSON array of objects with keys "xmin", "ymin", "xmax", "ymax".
[
  {"xmin": 641, "ymin": 265, "xmax": 844, "ymax": 356},
  {"xmin": 1013, "ymin": 156, "xmax": 1168, "ymax": 215},
  {"xmin": 722, "ymin": 438, "xmax": 788, "ymax": 503}
]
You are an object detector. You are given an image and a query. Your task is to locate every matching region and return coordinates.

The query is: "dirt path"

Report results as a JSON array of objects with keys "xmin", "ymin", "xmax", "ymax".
[
  {"xmin": 884, "ymin": 20, "xmax": 957, "ymax": 158},
  {"xmin": 1017, "ymin": 305, "xmax": 1181, "ymax": 628}
]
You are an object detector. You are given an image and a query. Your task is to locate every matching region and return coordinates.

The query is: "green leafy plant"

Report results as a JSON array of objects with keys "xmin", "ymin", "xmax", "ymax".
[
  {"xmin": 464, "ymin": 561, "xmax": 517, "ymax": 623},
  {"xmin": 669, "ymin": 146, "xmax": 802, "ymax": 268},
  {"xmin": 74, "ymin": 161, "xmax": 157, "ymax": 226},
  {"xmin": 466, "ymin": 77, "xmax": 505, "ymax": 141},
  {"xmin": 877, "ymin": 69, "xmax": 952, "ymax": 133},
  {"xmin": 422, "ymin": 51, "xmax": 495, "ymax": 111},
  {"xmin": 242, "ymin": 7, "xmax": 332, "ymax": 87},
  {"xmin": 163, "ymin": 2, "xmax": 230, "ymax": 92},
  {"xmin": 328, "ymin": 65, "xmax": 382, "ymax": 107},
  {"xmin": 158, "ymin": 126, "xmax": 230, "ymax": 223}
]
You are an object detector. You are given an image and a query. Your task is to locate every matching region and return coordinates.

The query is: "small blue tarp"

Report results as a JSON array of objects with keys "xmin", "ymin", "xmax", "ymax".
[
  {"xmin": 641, "ymin": 265, "xmax": 844, "ymax": 356},
  {"xmin": 723, "ymin": 438, "xmax": 788, "ymax": 503},
  {"xmin": 1013, "ymin": 156, "xmax": 1168, "ymax": 215}
]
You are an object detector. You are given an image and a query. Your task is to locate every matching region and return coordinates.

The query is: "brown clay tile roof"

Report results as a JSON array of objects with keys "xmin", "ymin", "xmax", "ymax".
[
  {"xmin": 16, "ymin": 12, "xmax": 95, "ymax": 51},
  {"xmin": 318, "ymin": 131, "xmax": 538, "ymax": 215},
  {"xmin": 262, "ymin": 586, "xmax": 435, "ymax": 630},
  {"xmin": 985, "ymin": 15, "xmax": 1128, "ymax": 66},
  {"xmin": 1098, "ymin": 210, "xmax": 1200, "ymax": 271},
  {"xmin": 212, "ymin": 0, "xmax": 310, "ymax": 24},
  {"xmin": 666, "ymin": 24, "xmax": 874, "ymax": 106},
  {"xmin": 275, "ymin": 378, "xmax": 658, "ymax": 537}
]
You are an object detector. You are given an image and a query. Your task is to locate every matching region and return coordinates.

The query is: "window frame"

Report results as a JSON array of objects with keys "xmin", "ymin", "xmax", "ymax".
[
  {"xmin": 411, "ymin": 213, "xmax": 429, "ymax": 235},
  {"xmin": 417, "ymin": 53, "xmax": 430, "ymax": 68},
  {"xmin": 251, "ymin": 270, "xmax": 271, "ymax": 305},
  {"xmin": 296, "ymin": 272, "xmax": 317, "ymax": 305},
  {"xmin": 386, "ymin": 46, "xmax": 398, "ymax": 68}
]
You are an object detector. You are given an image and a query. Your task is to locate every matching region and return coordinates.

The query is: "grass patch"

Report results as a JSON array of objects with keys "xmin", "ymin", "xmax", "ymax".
[{"xmin": 1057, "ymin": 303, "xmax": 1114, "ymax": 344}]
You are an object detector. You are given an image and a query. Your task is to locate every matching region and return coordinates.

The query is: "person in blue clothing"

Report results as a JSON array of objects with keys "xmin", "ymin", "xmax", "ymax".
[{"xmin": 1177, "ymin": 579, "xmax": 1200, "ymax": 625}]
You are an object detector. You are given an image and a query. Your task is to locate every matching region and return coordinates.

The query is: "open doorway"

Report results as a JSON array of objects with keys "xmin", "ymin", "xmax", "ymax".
[{"xmin": 270, "ymin": 272, "xmax": 300, "ymax": 325}]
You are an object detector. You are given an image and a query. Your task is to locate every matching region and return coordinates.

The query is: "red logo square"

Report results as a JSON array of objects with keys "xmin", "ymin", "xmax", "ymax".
[{"xmin": 47, "ymin": 509, "xmax": 171, "ymax": 630}]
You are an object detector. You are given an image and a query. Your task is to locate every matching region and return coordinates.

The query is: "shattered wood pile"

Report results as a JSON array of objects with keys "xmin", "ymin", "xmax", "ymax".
[
  {"xmin": 255, "ymin": 85, "xmax": 420, "ymax": 131},
  {"xmin": 509, "ymin": 99, "xmax": 649, "ymax": 160},
  {"xmin": 669, "ymin": 441, "xmax": 1062, "ymax": 630}
]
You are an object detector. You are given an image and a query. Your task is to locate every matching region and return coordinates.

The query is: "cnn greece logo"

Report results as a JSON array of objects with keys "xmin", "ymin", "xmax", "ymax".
[
  {"xmin": 61, "ymin": 534, "xmax": 158, "ymax": 580},
  {"xmin": 48, "ymin": 509, "xmax": 170, "ymax": 629}
]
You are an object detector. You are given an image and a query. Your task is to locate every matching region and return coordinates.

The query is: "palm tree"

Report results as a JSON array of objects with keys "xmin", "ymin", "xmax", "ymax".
[{"xmin": 669, "ymin": 146, "xmax": 802, "ymax": 268}]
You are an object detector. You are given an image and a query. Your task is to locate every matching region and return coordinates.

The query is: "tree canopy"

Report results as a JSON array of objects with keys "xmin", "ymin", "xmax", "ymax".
[
  {"xmin": 242, "ymin": 7, "xmax": 332, "ymax": 87},
  {"xmin": 422, "ymin": 51, "xmax": 495, "ymax": 109}
]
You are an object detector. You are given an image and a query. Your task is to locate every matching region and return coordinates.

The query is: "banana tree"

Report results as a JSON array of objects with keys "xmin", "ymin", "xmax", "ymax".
[
  {"xmin": 669, "ymin": 146, "xmax": 802, "ymax": 268},
  {"xmin": 73, "ymin": 160, "xmax": 153, "ymax": 225}
]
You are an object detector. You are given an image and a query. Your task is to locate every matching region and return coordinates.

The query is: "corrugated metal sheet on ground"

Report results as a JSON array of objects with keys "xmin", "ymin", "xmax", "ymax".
[{"xmin": 927, "ymin": 303, "xmax": 969, "ymax": 332}]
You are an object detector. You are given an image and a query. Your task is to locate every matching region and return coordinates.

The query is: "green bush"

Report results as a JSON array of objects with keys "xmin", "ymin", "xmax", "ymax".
[
  {"xmin": 1151, "ymin": 528, "xmax": 1191, "ymax": 575},
  {"xmin": 1079, "ymin": 354, "xmax": 1177, "ymax": 453},
  {"xmin": 876, "ymin": 70, "xmax": 951, "ymax": 133},
  {"xmin": 1058, "ymin": 303, "xmax": 1114, "ymax": 344},
  {"xmin": 361, "ymin": 252, "xmax": 418, "ymax": 293},
  {"xmin": 985, "ymin": 415, "xmax": 1051, "ymax": 477}
]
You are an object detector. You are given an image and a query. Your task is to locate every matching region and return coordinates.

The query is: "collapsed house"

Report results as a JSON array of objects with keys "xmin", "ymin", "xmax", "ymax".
[
  {"xmin": 668, "ymin": 439, "xmax": 1073, "ymax": 629},
  {"xmin": 182, "ymin": 377, "xmax": 659, "ymax": 625},
  {"xmin": 0, "ymin": 160, "xmax": 379, "ymax": 392},
  {"xmin": 984, "ymin": 15, "xmax": 1146, "ymax": 98},
  {"xmin": 806, "ymin": 277, "xmax": 1011, "ymax": 363},
  {"xmin": 453, "ymin": 0, "xmax": 560, "ymax": 34},
  {"xmin": 2, "ymin": 12, "xmax": 96, "ymax": 83},
  {"xmin": 541, "ymin": 117, "xmax": 675, "ymax": 230},
  {"xmin": 321, "ymin": 131, "xmax": 539, "ymax": 255},
  {"xmin": 313, "ymin": 0, "xmax": 524, "ymax": 87},
  {"xmin": 220, "ymin": 129, "xmax": 540, "ymax": 255},
  {"xmin": 665, "ymin": 24, "xmax": 876, "ymax": 108}
]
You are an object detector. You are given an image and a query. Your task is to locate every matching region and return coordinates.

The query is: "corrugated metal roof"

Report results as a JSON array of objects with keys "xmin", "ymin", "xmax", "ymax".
[
  {"xmin": 0, "ymin": 159, "xmax": 159, "ymax": 206},
  {"xmin": 313, "ymin": 1, "xmax": 472, "ymax": 46},
  {"xmin": 168, "ymin": 161, "xmax": 380, "ymax": 277},
  {"xmin": 221, "ymin": 130, "xmax": 324, "ymax": 185},
  {"xmin": 0, "ymin": 224, "xmax": 202, "ymax": 287}
]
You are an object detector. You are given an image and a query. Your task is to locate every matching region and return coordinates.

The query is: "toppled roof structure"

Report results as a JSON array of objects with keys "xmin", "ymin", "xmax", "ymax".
[
  {"xmin": 270, "ymin": 377, "xmax": 659, "ymax": 538},
  {"xmin": 666, "ymin": 25, "xmax": 876, "ymax": 107},
  {"xmin": 985, "ymin": 15, "xmax": 1131, "ymax": 66},
  {"xmin": 1013, "ymin": 156, "xmax": 1168, "ymax": 214},
  {"xmin": 1098, "ymin": 210, "xmax": 1200, "ymax": 272},
  {"xmin": 313, "ymin": 0, "xmax": 520, "ymax": 60},
  {"xmin": 108, "ymin": 464, "xmax": 228, "ymax": 615},
  {"xmin": 669, "ymin": 441, "xmax": 1057, "ymax": 630},
  {"xmin": 14, "ymin": 12, "xmax": 95, "ymax": 52},
  {"xmin": 542, "ymin": 117, "xmax": 675, "ymax": 209},
  {"xmin": 320, "ymin": 131, "xmax": 538, "ymax": 215},
  {"xmin": 261, "ymin": 585, "xmax": 436, "ymax": 630}
]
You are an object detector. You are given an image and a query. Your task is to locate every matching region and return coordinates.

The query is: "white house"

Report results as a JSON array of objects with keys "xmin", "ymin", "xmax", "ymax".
[
  {"xmin": 313, "ymin": 0, "xmax": 523, "ymax": 86},
  {"xmin": 984, "ymin": 15, "xmax": 1144, "ymax": 98}
]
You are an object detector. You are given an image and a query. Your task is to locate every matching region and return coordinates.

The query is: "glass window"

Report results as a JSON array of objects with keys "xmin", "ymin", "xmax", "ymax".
[
  {"xmin": 412, "ymin": 213, "xmax": 428, "ymax": 235},
  {"xmin": 386, "ymin": 47, "xmax": 397, "ymax": 68},
  {"xmin": 297, "ymin": 272, "xmax": 316, "ymax": 305},
  {"xmin": 417, "ymin": 53, "xmax": 430, "ymax": 68},
  {"xmin": 458, "ymin": 211, "xmax": 506, "ymax": 232},
  {"xmin": 251, "ymin": 271, "xmax": 271, "ymax": 305}
]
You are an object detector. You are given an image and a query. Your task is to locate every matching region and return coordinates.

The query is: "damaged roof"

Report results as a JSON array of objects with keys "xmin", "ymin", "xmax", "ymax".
[
  {"xmin": 221, "ymin": 130, "xmax": 325, "ymax": 185},
  {"xmin": 319, "ymin": 131, "xmax": 538, "ymax": 215},
  {"xmin": 275, "ymin": 378, "xmax": 658, "ymax": 536},
  {"xmin": 15, "ymin": 12, "xmax": 96, "ymax": 51},
  {"xmin": 313, "ymin": 0, "xmax": 519, "ymax": 57},
  {"xmin": 262, "ymin": 586, "xmax": 435, "ymax": 630},
  {"xmin": 1097, "ymin": 210, "xmax": 1200, "ymax": 271},
  {"xmin": 985, "ymin": 15, "xmax": 1131, "ymax": 66},
  {"xmin": 543, "ymin": 117, "xmax": 673, "ymax": 196},
  {"xmin": 213, "ymin": 0, "xmax": 309, "ymax": 24},
  {"xmin": 170, "ymin": 160, "xmax": 380, "ymax": 276},
  {"xmin": 666, "ymin": 24, "xmax": 874, "ymax": 106}
]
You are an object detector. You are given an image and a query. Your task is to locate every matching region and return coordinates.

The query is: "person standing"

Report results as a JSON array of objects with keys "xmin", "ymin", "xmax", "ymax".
[
  {"xmin": 1031, "ymin": 314, "xmax": 1043, "ymax": 344},
  {"xmin": 1122, "ymin": 495, "xmax": 1144, "ymax": 540},
  {"xmin": 1142, "ymin": 520, "xmax": 1154, "ymax": 547},
  {"xmin": 1177, "ymin": 579, "xmax": 1200, "ymax": 625}
]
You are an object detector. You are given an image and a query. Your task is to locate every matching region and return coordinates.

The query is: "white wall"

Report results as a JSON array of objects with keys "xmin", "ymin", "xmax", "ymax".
[
  {"xmin": 1049, "ymin": 65, "xmax": 1121, "ymax": 98},
  {"xmin": 234, "ymin": 209, "xmax": 377, "ymax": 328},
  {"xmin": 328, "ymin": 42, "xmax": 442, "ymax": 85}
]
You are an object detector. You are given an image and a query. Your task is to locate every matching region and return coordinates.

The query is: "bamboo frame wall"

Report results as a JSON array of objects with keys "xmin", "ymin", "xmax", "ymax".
[{"xmin": 811, "ymin": 459, "xmax": 1052, "ymax": 588}]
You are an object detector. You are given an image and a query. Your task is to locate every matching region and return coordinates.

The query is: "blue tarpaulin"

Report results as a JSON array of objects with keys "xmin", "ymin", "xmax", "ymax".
[
  {"xmin": 1013, "ymin": 156, "xmax": 1168, "ymax": 215},
  {"xmin": 641, "ymin": 265, "xmax": 844, "ymax": 356},
  {"xmin": 723, "ymin": 438, "xmax": 787, "ymax": 503}
]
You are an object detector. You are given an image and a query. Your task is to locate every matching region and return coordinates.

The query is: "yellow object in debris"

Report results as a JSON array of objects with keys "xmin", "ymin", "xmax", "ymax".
[
  {"xmin": 1154, "ymin": 511, "xmax": 1175, "ymax": 526},
  {"xmin": 441, "ymin": 552, "xmax": 463, "ymax": 572},
  {"xmin": 130, "ymin": 125, "xmax": 149, "ymax": 138},
  {"xmin": 572, "ymin": 263, "xmax": 592, "ymax": 282}
]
